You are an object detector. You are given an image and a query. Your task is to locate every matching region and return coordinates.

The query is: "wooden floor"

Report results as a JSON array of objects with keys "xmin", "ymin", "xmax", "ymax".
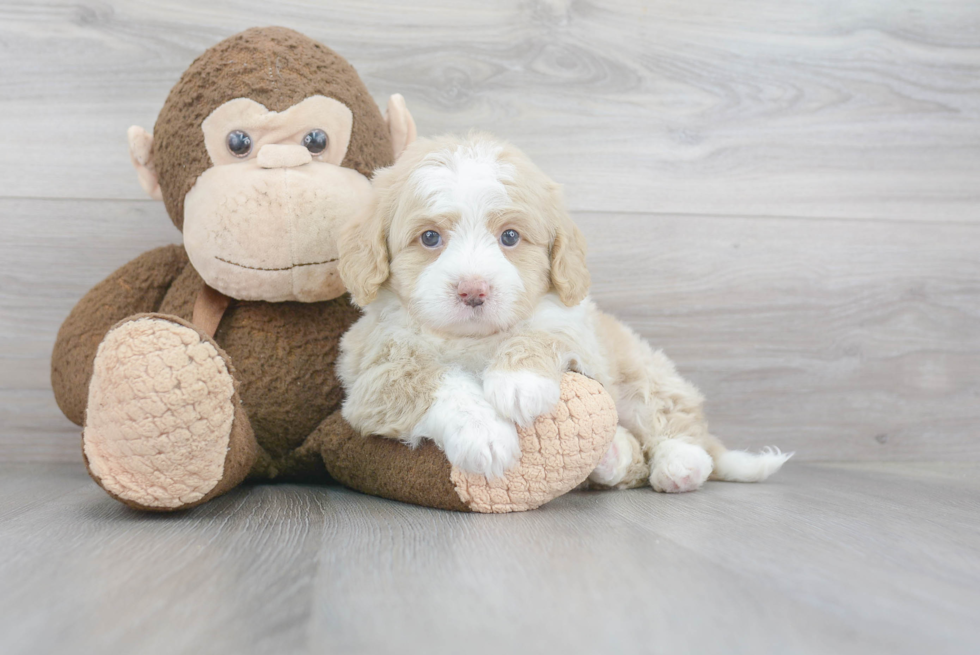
[{"xmin": 1, "ymin": 461, "xmax": 977, "ymax": 655}]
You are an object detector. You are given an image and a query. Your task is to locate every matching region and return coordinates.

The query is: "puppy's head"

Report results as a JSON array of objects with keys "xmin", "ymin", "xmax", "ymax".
[{"xmin": 339, "ymin": 133, "xmax": 589, "ymax": 337}]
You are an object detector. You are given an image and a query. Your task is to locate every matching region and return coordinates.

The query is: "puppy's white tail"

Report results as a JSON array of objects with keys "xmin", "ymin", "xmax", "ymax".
[{"xmin": 711, "ymin": 446, "xmax": 793, "ymax": 483}]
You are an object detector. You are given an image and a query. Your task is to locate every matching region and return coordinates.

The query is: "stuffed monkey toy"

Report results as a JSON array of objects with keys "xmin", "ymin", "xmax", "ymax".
[{"xmin": 50, "ymin": 27, "xmax": 617, "ymax": 513}]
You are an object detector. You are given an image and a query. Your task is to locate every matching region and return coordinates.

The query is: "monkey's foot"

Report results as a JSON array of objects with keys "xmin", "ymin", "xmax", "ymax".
[{"xmin": 82, "ymin": 315, "xmax": 257, "ymax": 511}]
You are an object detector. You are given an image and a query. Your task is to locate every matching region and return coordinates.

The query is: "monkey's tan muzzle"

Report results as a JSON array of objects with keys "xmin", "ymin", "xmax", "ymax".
[
  {"xmin": 257, "ymin": 144, "xmax": 313, "ymax": 169},
  {"xmin": 183, "ymin": 160, "xmax": 373, "ymax": 303}
]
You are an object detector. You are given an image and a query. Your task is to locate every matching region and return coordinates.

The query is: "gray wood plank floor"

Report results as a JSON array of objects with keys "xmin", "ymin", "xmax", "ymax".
[{"xmin": 1, "ymin": 462, "xmax": 977, "ymax": 655}]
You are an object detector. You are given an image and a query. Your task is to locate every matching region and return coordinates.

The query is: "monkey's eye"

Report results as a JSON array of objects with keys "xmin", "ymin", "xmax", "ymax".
[
  {"xmin": 500, "ymin": 229, "xmax": 520, "ymax": 247},
  {"xmin": 226, "ymin": 130, "xmax": 252, "ymax": 158},
  {"xmin": 420, "ymin": 230, "xmax": 442, "ymax": 248},
  {"xmin": 303, "ymin": 129, "xmax": 328, "ymax": 155}
]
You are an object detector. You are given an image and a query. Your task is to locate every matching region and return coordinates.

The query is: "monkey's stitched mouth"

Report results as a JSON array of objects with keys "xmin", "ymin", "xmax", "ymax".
[{"xmin": 215, "ymin": 256, "xmax": 338, "ymax": 272}]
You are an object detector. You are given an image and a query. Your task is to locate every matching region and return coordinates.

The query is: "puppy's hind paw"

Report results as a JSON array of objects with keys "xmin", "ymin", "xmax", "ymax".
[
  {"xmin": 589, "ymin": 426, "xmax": 636, "ymax": 487},
  {"xmin": 483, "ymin": 370, "xmax": 561, "ymax": 427},
  {"xmin": 650, "ymin": 440, "xmax": 714, "ymax": 493}
]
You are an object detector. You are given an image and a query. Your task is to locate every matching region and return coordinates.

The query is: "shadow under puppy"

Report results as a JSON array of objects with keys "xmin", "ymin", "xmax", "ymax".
[{"xmin": 337, "ymin": 133, "xmax": 791, "ymax": 492}]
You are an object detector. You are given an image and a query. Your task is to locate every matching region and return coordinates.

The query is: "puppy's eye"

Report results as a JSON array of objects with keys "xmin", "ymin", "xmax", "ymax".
[
  {"xmin": 227, "ymin": 130, "xmax": 252, "ymax": 158},
  {"xmin": 500, "ymin": 229, "xmax": 520, "ymax": 247},
  {"xmin": 303, "ymin": 129, "xmax": 328, "ymax": 155},
  {"xmin": 420, "ymin": 230, "xmax": 442, "ymax": 248}
]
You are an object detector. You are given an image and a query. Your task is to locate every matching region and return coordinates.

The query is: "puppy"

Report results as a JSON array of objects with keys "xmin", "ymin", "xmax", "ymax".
[{"xmin": 337, "ymin": 133, "xmax": 791, "ymax": 491}]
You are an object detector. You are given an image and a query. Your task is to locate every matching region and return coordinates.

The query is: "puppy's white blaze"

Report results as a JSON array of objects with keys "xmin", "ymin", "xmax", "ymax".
[
  {"xmin": 411, "ymin": 212, "xmax": 525, "ymax": 337},
  {"xmin": 712, "ymin": 447, "xmax": 794, "ymax": 483},
  {"xmin": 407, "ymin": 141, "xmax": 525, "ymax": 337},
  {"xmin": 411, "ymin": 141, "xmax": 514, "ymax": 219}
]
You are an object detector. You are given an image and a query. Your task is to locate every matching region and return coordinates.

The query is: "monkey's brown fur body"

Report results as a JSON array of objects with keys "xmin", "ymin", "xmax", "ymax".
[{"xmin": 50, "ymin": 27, "xmax": 617, "ymax": 513}]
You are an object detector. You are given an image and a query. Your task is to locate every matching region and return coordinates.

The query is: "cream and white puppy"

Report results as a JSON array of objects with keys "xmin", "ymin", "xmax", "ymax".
[{"xmin": 337, "ymin": 133, "xmax": 791, "ymax": 491}]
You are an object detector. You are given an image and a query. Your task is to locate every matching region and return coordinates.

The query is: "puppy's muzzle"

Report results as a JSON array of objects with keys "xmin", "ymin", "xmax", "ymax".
[{"xmin": 457, "ymin": 278, "xmax": 489, "ymax": 308}]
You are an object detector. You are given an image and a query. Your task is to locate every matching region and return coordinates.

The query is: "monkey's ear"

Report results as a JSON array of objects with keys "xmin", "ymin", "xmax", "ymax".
[
  {"xmin": 385, "ymin": 94, "xmax": 417, "ymax": 161},
  {"xmin": 127, "ymin": 126, "xmax": 163, "ymax": 201},
  {"xmin": 549, "ymin": 185, "xmax": 591, "ymax": 307},
  {"xmin": 338, "ymin": 190, "xmax": 390, "ymax": 307}
]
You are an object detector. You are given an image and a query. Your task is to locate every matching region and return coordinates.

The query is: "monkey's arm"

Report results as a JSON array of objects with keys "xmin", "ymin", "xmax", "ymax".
[{"xmin": 51, "ymin": 244, "xmax": 190, "ymax": 425}]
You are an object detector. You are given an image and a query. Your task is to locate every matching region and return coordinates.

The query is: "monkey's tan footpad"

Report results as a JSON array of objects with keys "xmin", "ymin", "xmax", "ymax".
[
  {"xmin": 83, "ymin": 317, "xmax": 236, "ymax": 509},
  {"xmin": 451, "ymin": 374, "xmax": 618, "ymax": 513}
]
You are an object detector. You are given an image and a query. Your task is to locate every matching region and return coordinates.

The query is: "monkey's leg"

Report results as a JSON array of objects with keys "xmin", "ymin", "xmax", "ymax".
[
  {"xmin": 316, "ymin": 373, "xmax": 618, "ymax": 513},
  {"xmin": 313, "ymin": 411, "xmax": 472, "ymax": 511},
  {"xmin": 52, "ymin": 245, "xmax": 190, "ymax": 425},
  {"xmin": 82, "ymin": 314, "xmax": 259, "ymax": 511}
]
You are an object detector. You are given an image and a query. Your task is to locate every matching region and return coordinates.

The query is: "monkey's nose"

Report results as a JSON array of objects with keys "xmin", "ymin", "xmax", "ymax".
[{"xmin": 257, "ymin": 144, "xmax": 312, "ymax": 169}]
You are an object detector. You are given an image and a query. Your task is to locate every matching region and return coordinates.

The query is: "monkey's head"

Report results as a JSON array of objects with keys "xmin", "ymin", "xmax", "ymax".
[{"xmin": 128, "ymin": 27, "xmax": 416, "ymax": 302}]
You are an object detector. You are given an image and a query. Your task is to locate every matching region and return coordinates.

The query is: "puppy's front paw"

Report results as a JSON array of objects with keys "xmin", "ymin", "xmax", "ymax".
[
  {"xmin": 443, "ymin": 409, "xmax": 521, "ymax": 478},
  {"xmin": 483, "ymin": 370, "xmax": 561, "ymax": 427}
]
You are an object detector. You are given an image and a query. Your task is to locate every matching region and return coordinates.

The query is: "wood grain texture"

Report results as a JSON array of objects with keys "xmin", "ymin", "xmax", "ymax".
[
  {"xmin": 0, "ymin": 198, "xmax": 179, "ymax": 461},
  {"xmin": 579, "ymin": 212, "xmax": 980, "ymax": 460},
  {"xmin": 0, "ymin": 462, "xmax": 978, "ymax": 654},
  {"xmin": 1, "ymin": 0, "xmax": 979, "ymax": 220},
  {"xmin": 1, "ymin": 0, "xmax": 979, "ymax": 462},
  {"xmin": 3, "ymin": 199, "xmax": 979, "ymax": 461}
]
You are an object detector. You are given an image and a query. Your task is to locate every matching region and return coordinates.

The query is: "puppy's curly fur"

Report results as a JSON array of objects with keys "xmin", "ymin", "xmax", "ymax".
[{"xmin": 338, "ymin": 133, "xmax": 791, "ymax": 489}]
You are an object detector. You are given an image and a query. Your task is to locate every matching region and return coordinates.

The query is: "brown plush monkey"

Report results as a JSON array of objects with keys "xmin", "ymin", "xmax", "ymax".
[{"xmin": 50, "ymin": 27, "xmax": 617, "ymax": 513}]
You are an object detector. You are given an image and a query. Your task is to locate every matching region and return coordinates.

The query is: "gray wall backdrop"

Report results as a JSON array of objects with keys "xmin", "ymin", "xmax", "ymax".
[{"xmin": 1, "ymin": 0, "xmax": 978, "ymax": 462}]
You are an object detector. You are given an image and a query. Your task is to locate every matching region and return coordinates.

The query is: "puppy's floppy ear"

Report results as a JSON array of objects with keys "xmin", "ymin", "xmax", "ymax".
[
  {"xmin": 338, "ymin": 174, "xmax": 391, "ymax": 306},
  {"xmin": 548, "ymin": 185, "xmax": 590, "ymax": 307}
]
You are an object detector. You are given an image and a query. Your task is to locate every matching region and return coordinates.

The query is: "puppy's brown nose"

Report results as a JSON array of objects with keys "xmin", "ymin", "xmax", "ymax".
[{"xmin": 457, "ymin": 278, "xmax": 489, "ymax": 307}]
